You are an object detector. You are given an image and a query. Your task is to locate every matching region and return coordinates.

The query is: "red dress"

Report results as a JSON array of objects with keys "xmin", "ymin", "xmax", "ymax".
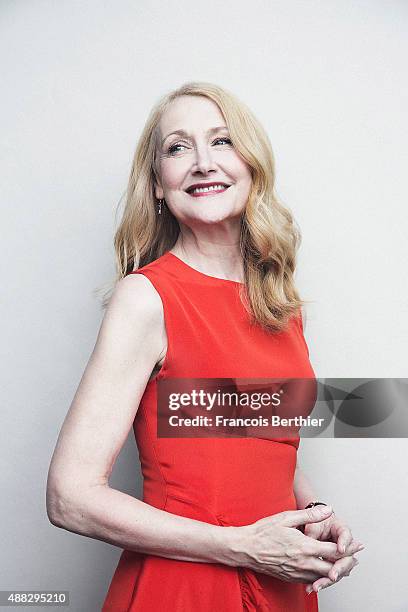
[{"xmin": 102, "ymin": 251, "xmax": 319, "ymax": 612}]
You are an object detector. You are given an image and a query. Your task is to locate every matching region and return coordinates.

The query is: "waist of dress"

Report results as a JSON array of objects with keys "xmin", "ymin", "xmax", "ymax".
[
  {"xmin": 155, "ymin": 491, "xmax": 299, "ymax": 528},
  {"xmin": 141, "ymin": 437, "xmax": 299, "ymax": 527}
]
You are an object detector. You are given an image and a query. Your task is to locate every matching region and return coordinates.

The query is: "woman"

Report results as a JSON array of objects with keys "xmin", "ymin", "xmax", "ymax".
[{"xmin": 46, "ymin": 82, "xmax": 364, "ymax": 611}]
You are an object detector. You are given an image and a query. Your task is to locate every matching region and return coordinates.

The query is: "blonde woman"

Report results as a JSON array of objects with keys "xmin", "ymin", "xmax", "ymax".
[{"xmin": 46, "ymin": 82, "xmax": 364, "ymax": 611}]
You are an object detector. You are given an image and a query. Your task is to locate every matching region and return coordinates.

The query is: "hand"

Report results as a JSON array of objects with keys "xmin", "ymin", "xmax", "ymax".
[
  {"xmin": 237, "ymin": 505, "xmax": 354, "ymax": 583},
  {"xmin": 303, "ymin": 510, "xmax": 365, "ymax": 594}
]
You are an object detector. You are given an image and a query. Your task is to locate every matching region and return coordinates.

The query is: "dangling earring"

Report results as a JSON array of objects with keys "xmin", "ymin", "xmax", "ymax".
[{"xmin": 157, "ymin": 198, "xmax": 164, "ymax": 215}]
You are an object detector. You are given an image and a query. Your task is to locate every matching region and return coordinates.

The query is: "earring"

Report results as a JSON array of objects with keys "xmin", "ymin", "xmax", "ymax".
[{"xmin": 157, "ymin": 199, "xmax": 164, "ymax": 215}]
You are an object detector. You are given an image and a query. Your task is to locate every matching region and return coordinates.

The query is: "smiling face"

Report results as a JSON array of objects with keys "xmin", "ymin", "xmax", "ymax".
[{"xmin": 154, "ymin": 95, "xmax": 252, "ymax": 226}]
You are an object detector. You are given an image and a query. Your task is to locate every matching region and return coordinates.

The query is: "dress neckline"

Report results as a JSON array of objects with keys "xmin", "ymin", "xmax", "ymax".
[{"xmin": 165, "ymin": 251, "xmax": 244, "ymax": 285}]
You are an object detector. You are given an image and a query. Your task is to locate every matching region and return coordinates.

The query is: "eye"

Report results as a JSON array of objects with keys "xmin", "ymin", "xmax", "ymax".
[
  {"xmin": 167, "ymin": 142, "xmax": 188, "ymax": 155},
  {"xmin": 213, "ymin": 137, "xmax": 233, "ymax": 146},
  {"xmin": 166, "ymin": 137, "xmax": 233, "ymax": 156}
]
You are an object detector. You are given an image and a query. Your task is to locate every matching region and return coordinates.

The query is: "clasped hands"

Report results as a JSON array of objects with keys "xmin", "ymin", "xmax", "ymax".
[
  {"xmin": 301, "ymin": 504, "xmax": 364, "ymax": 594},
  {"xmin": 243, "ymin": 504, "xmax": 364, "ymax": 595}
]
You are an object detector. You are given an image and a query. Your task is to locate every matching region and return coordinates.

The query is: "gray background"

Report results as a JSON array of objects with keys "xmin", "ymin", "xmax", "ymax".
[{"xmin": 1, "ymin": 1, "xmax": 407, "ymax": 610}]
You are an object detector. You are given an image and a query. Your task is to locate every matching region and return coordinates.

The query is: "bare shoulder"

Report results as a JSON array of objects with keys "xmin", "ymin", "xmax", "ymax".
[
  {"xmin": 107, "ymin": 273, "xmax": 164, "ymax": 326},
  {"xmin": 90, "ymin": 272, "xmax": 166, "ymax": 375}
]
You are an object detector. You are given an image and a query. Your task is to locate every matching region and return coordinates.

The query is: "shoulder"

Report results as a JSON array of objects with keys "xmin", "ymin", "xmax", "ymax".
[
  {"xmin": 114, "ymin": 272, "xmax": 163, "ymax": 307},
  {"xmin": 104, "ymin": 273, "xmax": 164, "ymax": 334},
  {"xmin": 90, "ymin": 273, "xmax": 165, "ymax": 368}
]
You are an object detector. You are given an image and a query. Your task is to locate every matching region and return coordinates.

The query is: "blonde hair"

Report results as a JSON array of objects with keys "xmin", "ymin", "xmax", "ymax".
[{"xmin": 99, "ymin": 81, "xmax": 308, "ymax": 332}]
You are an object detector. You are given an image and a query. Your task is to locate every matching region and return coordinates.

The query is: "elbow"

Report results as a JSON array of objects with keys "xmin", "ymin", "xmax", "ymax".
[
  {"xmin": 46, "ymin": 484, "xmax": 68, "ymax": 528},
  {"xmin": 46, "ymin": 476, "xmax": 102, "ymax": 534},
  {"xmin": 46, "ymin": 461, "xmax": 82, "ymax": 528},
  {"xmin": 46, "ymin": 462, "xmax": 109, "ymax": 532},
  {"xmin": 46, "ymin": 472, "xmax": 78, "ymax": 529}
]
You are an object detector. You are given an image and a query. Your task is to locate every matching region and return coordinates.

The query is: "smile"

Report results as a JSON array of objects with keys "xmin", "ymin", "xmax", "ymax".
[{"xmin": 186, "ymin": 184, "xmax": 230, "ymax": 198}]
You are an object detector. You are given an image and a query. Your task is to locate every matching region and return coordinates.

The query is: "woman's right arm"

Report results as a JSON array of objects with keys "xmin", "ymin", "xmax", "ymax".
[
  {"xmin": 46, "ymin": 274, "xmax": 238, "ymax": 566},
  {"xmin": 45, "ymin": 274, "xmax": 356, "ymax": 582}
]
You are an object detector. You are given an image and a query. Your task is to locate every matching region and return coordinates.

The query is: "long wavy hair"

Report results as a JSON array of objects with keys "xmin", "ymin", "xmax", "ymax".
[{"xmin": 99, "ymin": 81, "xmax": 308, "ymax": 332}]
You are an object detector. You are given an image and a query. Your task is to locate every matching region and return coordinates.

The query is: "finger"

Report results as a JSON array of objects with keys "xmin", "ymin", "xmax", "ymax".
[
  {"xmin": 302, "ymin": 525, "xmax": 324, "ymax": 542},
  {"xmin": 318, "ymin": 559, "xmax": 359, "ymax": 592},
  {"xmin": 305, "ymin": 534, "xmax": 365, "ymax": 561},
  {"xmin": 331, "ymin": 538, "xmax": 363, "ymax": 557},
  {"xmin": 304, "ymin": 556, "xmax": 334, "ymax": 577},
  {"xmin": 306, "ymin": 558, "xmax": 359, "ymax": 594},
  {"xmin": 306, "ymin": 577, "xmax": 333, "ymax": 594},
  {"xmin": 344, "ymin": 540, "xmax": 365, "ymax": 555},
  {"xmin": 306, "ymin": 577, "xmax": 334, "ymax": 594},
  {"xmin": 302, "ymin": 535, "xmax": 344, "ymax": 562},
  {"xmin": 334, "ymin": 525, "xmax": 353, "ymax": 553},
  {"xmin": 328, "ymin": 554, "xmax": 358, "ymax": 582},
  {"xmin": 281, "ymin": 505, "xmax": 333, "ymax": 529}
]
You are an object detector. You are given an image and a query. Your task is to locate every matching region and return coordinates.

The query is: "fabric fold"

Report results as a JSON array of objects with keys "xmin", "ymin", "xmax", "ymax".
[
  {"xmin": 239, "ymin": 567, "xmax": 272, "ymax": 611},
  {"xmin": 217, "ymin": 515, "xmax": 271, "ymax": 611}
]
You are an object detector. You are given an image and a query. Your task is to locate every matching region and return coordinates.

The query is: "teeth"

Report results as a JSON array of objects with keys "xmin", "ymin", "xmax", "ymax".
[{"xmin": 190, "ymin": 184, "xmax": 227, "ymax": 194}]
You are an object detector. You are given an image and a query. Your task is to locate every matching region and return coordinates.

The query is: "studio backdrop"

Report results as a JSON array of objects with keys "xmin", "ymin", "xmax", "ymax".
[{"xmin": 1, "ymin": 1, "xmax": 407, "ymax": 611}]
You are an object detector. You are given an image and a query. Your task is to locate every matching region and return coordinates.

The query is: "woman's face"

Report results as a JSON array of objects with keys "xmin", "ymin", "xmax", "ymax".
[{"xmin": 155, "ymin": 95, "xmax": 252, "ymax": 226}]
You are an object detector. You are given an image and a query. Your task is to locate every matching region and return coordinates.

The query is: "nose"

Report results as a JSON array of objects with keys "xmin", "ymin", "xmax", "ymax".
[{"xmin": 191, "ymin": 142, "xmax": 217, "ymax": 175}]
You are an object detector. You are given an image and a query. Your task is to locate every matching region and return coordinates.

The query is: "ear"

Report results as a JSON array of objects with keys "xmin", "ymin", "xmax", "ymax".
[
  {"xmin": 154, "ymin": 181, "xmax": 164, "ymax": 200},
  {"xmin": 153, "ymin": 166, "xmax": 164, "ymax": 200}
]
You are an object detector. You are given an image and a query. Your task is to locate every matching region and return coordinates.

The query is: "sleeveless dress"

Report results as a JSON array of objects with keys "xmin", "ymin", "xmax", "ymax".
[{"xmin": 101, "ymin": 251, "xmax": 319, "ymax": 612}]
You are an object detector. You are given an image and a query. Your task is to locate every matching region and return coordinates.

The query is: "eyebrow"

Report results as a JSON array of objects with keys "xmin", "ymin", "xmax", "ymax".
[{"xmin": 161, "ymin": 125, "xmax": 228, "ymax": 146}]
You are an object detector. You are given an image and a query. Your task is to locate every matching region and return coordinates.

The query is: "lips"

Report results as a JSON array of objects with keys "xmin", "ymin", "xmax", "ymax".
[{"xmin": 185, "ymin": 182, "xmax": 231, "ymax": 197}]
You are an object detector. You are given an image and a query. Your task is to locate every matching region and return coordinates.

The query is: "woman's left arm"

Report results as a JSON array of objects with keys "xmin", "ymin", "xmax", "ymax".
[
  {"xmin": 293, "ymin": 461, "xmax": 320, "ymax": 509},
  {"xmin": 293, "ymin": 462, "xmax": 365, "ymax": 594}
]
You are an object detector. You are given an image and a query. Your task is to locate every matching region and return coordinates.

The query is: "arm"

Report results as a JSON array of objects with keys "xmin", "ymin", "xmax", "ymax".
[
  {"xmin": 293, "ymin": 461, "xmax": 321, "ymax": 509},
  {"xmin": 294, "ymin": 311, "xmax": 320, "ymax": 509},
  {"xmin": 46, "ymin": 274, "xmax": 237, "ymax": 567}
]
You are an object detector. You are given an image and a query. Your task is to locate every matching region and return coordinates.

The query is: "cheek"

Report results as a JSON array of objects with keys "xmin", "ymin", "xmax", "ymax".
[
  {"xmin": 236, "ymin": 170, "xmax": 252, "ymax": 206},
  {"xmin": 159, "ymin": 161, "xmax": 186, "ymax": 189},
  {"xmin": 225, "ymin": 153, "xmax": 252, "ymax": 181},
  {"xmin": 234, "ymin": 163, "xmax": 252, "ymax": 194}
]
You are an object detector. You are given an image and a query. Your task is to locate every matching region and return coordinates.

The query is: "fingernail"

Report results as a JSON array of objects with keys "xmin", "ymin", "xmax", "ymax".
[
  {"xmin": 317, "ymin": 586, "xmax": 322, "ymax": 592},
  {"xmin": 357, "ymin": 544, "xmax": 365, "ymax": 551},
  {"xmin": 319, "ymin": 505, "xmax": 332, "ymax": 513},
  {"xmin": 332, "ymin": 572, "xmax": 338, "ymax": 581}
]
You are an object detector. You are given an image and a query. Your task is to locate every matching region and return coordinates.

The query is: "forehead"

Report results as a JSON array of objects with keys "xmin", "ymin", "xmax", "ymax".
[{"xmin": 158, "ymin": 95, "xmax": 225, "ymax": 134}]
